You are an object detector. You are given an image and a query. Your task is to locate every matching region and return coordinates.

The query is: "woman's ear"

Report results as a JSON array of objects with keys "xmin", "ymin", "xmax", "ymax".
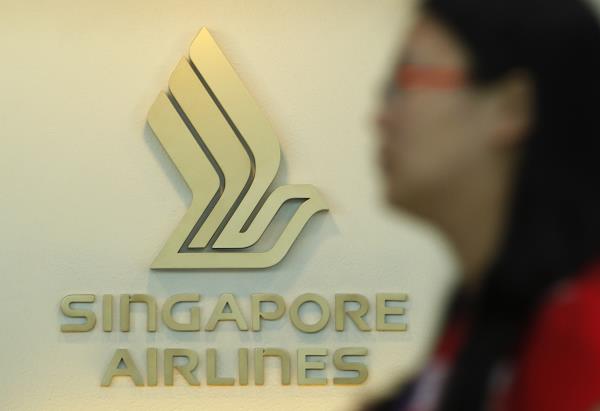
[{"xmin": 490, "ymin": 69, "xmax": 535, "ymax": 148}]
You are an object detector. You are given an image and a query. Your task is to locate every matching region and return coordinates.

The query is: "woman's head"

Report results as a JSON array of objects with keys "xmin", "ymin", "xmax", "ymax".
[
  {"xmin": 377, "ymin": 0, "xmax": 600, "ymax": 286},
  {"xmin": 376, "ymin": 0, "xmax": 600, "ymax": 409},
  {"xmin": 377, "ymin": 12, "xmax": 532, "ymax": 220}
]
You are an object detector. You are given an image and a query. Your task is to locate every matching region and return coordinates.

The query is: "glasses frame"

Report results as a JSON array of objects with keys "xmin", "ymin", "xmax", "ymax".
[{"xmin": 383, "ymin": 64, "xmax": 469, "ymax": 102}]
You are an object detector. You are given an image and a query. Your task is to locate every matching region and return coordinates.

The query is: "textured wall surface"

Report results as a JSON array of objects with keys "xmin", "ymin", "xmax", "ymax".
[{"xmin": 0, "ymin": 1, "xmax": 456, "ymax": 410}]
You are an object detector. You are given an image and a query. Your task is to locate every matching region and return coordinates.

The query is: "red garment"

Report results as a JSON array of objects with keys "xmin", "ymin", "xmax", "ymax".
[
  {"xmin": 505, "ymin": 258, "xmax": 600, "ymax": 411},
  {"xmin": 399, "ymin": 258, "xmax": 600, "ymax": 411},
  {"xmin": 399, "ymin": 297, "xmax": 471, "ymax": 411}
]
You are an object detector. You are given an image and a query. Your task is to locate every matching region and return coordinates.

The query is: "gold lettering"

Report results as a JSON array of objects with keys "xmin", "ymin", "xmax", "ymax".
[
  {"xmin": 161, "ymin": 293, "xmax": 201, "ymax": 331},
  {"xmin": 251, "ymin": 293, "xmax": 285, "ymax": 331},
  {"xmin": 119, "ymin": 294, "xmax": 157, "ymax": 332},
  {"xmin": 333, "ymin": 347, "xmax": 368, "ymax": 384},
  {"xmin": 205, "ymin": 294, "xmax": 248, "ymax": 331},
  {"xmin": 376, "ymin": 293, "xmax": 408, "ymax": 331},
  {"xmin": 102, "ymin": 295, "xmax": 113, "ymax": 332},
  {"xmin": 101, "ymin": 349, "xmax": 144, "ymax": 386},
  {"xmin": 60, "ymin": 294, "xmax": 96, "ymax": 332},
  {"xmin": 254, "ymin": 348, "xmax": 291, "ymax": 385},
  {"xmin": 238, "ymin": 348, "xmax": 249, "ymax": 386},
  {"xmin": 164, "ymin": 348, "xmax": 200, "ymax": 386},
  {"xmin": 335, "ymin": 294, "xmax": 371, "ymax": 331},
  {"xmin": 289, "ymin": 294, "xmax": 330, "ymax": 333},
  {"xmin": 206, "ymin": 348, "xmax": 235, "ymax": 385},
  {"xmin": 147, "ymin": 348, "xmax": 158, "ymax": 386}
]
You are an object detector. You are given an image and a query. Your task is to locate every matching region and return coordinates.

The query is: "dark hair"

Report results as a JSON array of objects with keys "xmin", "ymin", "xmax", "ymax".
[{"xmin": 420, "ymin": 0, "xmax": 600, "ymax": 409}]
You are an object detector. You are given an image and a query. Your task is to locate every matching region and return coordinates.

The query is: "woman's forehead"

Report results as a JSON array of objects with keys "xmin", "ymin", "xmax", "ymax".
[{"xmin": 401, "ymin": 15, "xmax": 471, "ymax": 68}]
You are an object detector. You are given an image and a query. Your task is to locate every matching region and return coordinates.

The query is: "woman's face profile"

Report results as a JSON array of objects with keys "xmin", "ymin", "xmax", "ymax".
[{"xmin": 376, "ymin": 14, "xmax": 532, "ymax": 221}]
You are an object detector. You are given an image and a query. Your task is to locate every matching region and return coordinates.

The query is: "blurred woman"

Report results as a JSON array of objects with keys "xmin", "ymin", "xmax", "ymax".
[{"xmin": 371, "ymin": 0, "xmax": 600, "ymax": 410}]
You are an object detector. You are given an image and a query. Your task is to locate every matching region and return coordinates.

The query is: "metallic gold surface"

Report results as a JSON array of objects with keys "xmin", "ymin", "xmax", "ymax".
[
  {"xmin": 238, "ymin": 348, "xmax": 249, "ymax": 386},
  {"xmin": 297, "ymin": 348, "xmax": 328, "ymax": 385},
  {"xmin": 289, "ymin": 293, "xmax": 330, "ymax": 333},
  {"xmin": 147, "ymin": 348, "xmax": 158, "ymax": 387},
  {"xmin": 335, "ymin": 294, "xmax": 371, "ymax": 331},
  {"xmin": 333, "ymin": 347, "xmax": 368, "ymax": 385},
  {"xmin": 101, "ymin": 349, "xmax": 144, "ymax": 387},
  {"xmin": 376, "ymin": 293, "xmax": 408, "ymax": 331},
  {"xmin": 161, "ymin": 293, "xmax": 201, "ymax": 331},
  {"xmin": 204, "ymin": 293, "xmax": 248, "ymax": 331},
  {"xmin": 120, "ymin": 294, "xmax": 158, "ymax": 332},
  {"xmin": 102, "ymin": 295, "xmax": 113, "ymax": 332},
  {"xmin": 60, "ymin": 294, "xmax": 96, "ymax": 333},
  {"xmin": 251, "ymin": 293, "xmax": 286, "ymax": 331},
  {"xmin": 147, "ymin": 28, "xmax": 328, "ymax": 269},
  {"xmin": 207, "ymin": 348, "xmax": 235, "ymax": 385},
  {"xmin": 164, "ymin": 349, "xmax": 200, "ymax": 386},
  {"xmin": 254, "ymin": 348, "xmax": 291, "ymax": 385}
]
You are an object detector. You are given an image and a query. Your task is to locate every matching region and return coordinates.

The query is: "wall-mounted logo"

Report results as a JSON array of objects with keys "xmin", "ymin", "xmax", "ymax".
[{"xmin": 148, "ymin": 29, "xmax": 328, "ymax": 269}]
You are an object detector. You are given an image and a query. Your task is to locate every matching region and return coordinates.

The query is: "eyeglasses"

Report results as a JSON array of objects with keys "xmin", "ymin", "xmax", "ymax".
[{"xmin": 383, "ymin": 64, "xmax": 468, "ymax": 101}]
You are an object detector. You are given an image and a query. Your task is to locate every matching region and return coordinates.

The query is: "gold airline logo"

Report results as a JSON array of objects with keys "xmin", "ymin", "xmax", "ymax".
[{"xmin": 147, "ymin": 29, "xmax": 328, "ymax": 269}]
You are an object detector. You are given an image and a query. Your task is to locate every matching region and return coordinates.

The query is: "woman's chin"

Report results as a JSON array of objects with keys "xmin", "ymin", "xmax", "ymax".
[
  {"xmin": 385, "ymin": 185, "xmax": 430, "ymax": 219},
  {"xmin": 384, "ymin": 185, "xmax": 411, "ymax": 210}
]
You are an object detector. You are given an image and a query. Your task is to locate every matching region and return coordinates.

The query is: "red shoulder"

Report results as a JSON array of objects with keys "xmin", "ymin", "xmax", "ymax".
[{"xmin": 509, "ymin": 258, "xmax": 600, "ymax": 411}]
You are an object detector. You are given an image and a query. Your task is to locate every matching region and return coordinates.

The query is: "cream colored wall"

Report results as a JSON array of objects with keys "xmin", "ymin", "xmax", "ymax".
[{"xmin": 0, "ymin": 1, "xmax": 456, "ymax": 410}]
